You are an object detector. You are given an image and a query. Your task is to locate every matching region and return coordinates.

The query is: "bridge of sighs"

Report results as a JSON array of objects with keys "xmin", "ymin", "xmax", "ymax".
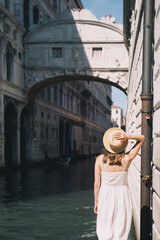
[{"xmin": 24, "ymin": 9, "xmax": 128, "ymax": 98}]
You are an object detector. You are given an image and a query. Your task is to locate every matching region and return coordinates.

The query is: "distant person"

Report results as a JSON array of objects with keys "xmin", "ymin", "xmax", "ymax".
[
  {"xmin": 66, "ymin": 156, "xmax": 71, "ymax": 165},
  {"xmin": 43, "ymin": 143, "xmax": 49, "ymax": 160},
  {"xmin": 94, "ymin": 127, "xmax": 144, "ymax": 240}
]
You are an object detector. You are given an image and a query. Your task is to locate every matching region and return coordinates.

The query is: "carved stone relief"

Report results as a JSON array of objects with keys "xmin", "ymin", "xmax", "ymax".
[
  {"xmin": 101, "ymin": 14, "xmax": 116, "ymax": 25},
  {"xmin": 3, "ymin": 23, "xmax": 10, "ymax": 34},
  {"xmin": 0, "ymin": 36, "xmax": 7, "ymax": 48},
  {"xmin": 25, "ymin": 72, "xmax": 38, "ymax": 88},
  {"xmin": 14, "ymin": 3, "xmax": 23, "ymax": 22}
]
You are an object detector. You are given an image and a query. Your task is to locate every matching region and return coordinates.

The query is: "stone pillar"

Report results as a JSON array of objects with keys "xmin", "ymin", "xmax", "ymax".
[
  {"xmin": 17, "ymin": 116, "xmax": 21, "ymax": 165},
  {"xmin": 0, "ymin": 92, "xmax": 5, "ymax": 166},
  {"xmin": 0, "ymin": 40, "xmax": 2, "ymax": 79},
  {"xmin": 0, "ymin": 38, "xmax": 5, "ymax": 166}
]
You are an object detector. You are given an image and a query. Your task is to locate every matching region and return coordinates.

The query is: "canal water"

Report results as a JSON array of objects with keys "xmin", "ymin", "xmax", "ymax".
[{"xmin": 0, "ymin": 157, "xmax": 136, "ymax": 240}]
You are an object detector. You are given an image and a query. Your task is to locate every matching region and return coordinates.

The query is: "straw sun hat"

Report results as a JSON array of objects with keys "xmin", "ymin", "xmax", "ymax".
[{"xmin": 103, "ymin": 127, "xmax": 128, "ymax": 154}]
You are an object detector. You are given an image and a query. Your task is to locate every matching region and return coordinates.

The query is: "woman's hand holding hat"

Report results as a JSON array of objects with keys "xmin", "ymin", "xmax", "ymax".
[
  {"xmin": 115, "ymin": 132, "xmax": 128, "ymax": 142},
  {"xmin": 103, "ymin": 128, "xmax": 128, "ymax": 153}
]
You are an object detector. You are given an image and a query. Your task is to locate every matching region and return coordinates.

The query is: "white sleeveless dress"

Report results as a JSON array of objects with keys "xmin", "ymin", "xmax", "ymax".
[{"xmin": 96, "ymin": 155, "xmax": 132, "ymax": 240}]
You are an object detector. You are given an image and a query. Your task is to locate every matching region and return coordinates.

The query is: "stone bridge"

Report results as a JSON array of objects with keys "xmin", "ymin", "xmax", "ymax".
[{"xmin": 24, "ymin": 9, "xmax": 128, "ymax": 98}]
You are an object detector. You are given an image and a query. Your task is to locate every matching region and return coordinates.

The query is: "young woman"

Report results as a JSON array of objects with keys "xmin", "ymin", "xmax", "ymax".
[{"xmin": 94, "ymin": 127, "xmax": 144, "ymax": 240}]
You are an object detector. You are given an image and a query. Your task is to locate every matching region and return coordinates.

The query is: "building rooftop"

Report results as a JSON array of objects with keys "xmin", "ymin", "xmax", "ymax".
[{"xmin": 111, "ymin": 105, "xmax": 122, "ymax": 109}]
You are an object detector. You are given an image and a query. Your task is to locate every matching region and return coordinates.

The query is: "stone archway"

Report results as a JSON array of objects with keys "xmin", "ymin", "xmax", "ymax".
[
  {"xmin": 26, "ymin": 74, "xmax": 127, "ymax": 99},
  {"xmin": 4, "ymin": 102, "xmax": 18, "ymax": 166},
  {"xmin": 24, "ymin": 8, "xmax": 129, "ymax": 98}
]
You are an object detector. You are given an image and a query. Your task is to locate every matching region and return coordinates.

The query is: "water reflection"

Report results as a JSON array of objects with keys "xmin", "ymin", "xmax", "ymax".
[
  {"xmin": 0, "ymin": 157, "xmax": 136, "ymax": 240},
  {"xmin": 0, "ymin": 158, "xmax": 97, "ymax": 240}
]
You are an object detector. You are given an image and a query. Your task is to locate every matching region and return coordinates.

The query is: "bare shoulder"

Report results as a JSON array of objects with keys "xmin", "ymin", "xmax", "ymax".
[
  {"xmin": 95, "ymin": 154, "xmax": 104, "ymax": 164},
  {"xmin": 96, "ymin": 154, "xmax": 104, "ymax": 161}
]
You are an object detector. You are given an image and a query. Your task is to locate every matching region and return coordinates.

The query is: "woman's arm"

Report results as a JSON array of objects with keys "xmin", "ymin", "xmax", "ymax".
[
  {"xmin": 94, "ymin": 155, "xmax": 101, "ymax": 214},
  {"xmin": 115, "ymin": 132, "xmax": 145, "ymax": 161},
  {"xmin": 127, "ymin": 134, "xmax": 145, "ymax": 161}
]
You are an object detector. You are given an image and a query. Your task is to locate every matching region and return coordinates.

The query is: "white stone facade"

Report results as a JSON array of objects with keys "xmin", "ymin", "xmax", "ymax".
[
  {"xmin": 124, "ymin": 0, "xmax": 160, "ymax": 239},
  {"xmin": 111, "ymin": 105, "xmax": 123, "ymax": 128}
]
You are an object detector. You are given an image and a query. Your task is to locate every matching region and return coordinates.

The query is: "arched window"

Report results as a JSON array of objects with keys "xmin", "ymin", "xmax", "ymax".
[
  {"xmin": 13, "ymin": 30, "xmax": 17, "ymax": 40},
  {"xmin": 5, "ymin": 0, "xmax": 9, "ymax": 10},
  {"xmin": 53, "ymin": 0, "xmax": 57, "ymax": 11},
  {"xmin": 33, "ymin": 6, "xmax": 39, "ymax": 24},
  {"xmin": 23, "ymin": 0, "xmax": 29, "ymax": 29},
  {"xmin": 6, "ymin": 43, "xmax": 12, "ymax": 82},
  {"xmin": 58, "ymin": 0, "xmax": 61, "ymax": 13},
  {"xmin": 54, "ymin": 85, "xmax": 57, "ymax": 104},
  {"xmin": 47, "ymin": 87, "xmax": 51, "ymax": 101},
  {"xmin": 67, "ymin": 93, "xmax": 69, "ymax": 109},
  {"xmin": 59, "ymin": 84, "xmax": 63, "ymax": 106}
]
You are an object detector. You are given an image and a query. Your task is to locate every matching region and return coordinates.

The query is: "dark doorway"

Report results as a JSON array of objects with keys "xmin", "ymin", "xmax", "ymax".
[
  {"xmin": 20, "ymin": 108, "xmax": 30, "ymax": 165},
  {"xmin": 65, "ymin": 122, "xmax": 71, "ymax": 156},
  {"xmin": 4, "ymin": 102, "xmax": 18, "ymax": 166},
  {"xmin": 59, "ymin": 120, "xmax": 64, "ymax": 157}
]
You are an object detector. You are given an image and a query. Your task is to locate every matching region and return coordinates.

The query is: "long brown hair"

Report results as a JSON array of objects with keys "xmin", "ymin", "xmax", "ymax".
[{"xmin": 102, "ymin": 149, "xmax": 125, "ymax": 166}]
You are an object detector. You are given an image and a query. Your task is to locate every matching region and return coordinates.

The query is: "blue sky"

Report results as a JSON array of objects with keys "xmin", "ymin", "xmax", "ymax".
[{"xmin": 81, "ymin": 0, "xmax": 127, "ymax": 116}]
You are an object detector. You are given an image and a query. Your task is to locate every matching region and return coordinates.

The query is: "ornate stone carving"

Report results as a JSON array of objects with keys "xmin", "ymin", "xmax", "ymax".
[
  {"xmin": 0, "ymin": 36, "xmax": 6, "ymax": 48},
  {"xmin": 115, "ymin": 59, "xmax": 120, "ymax": 68},
  {"xmin": 64, "ymin": 69, "xmax": 70, "ymax": 75},
  {"xmin": 25, "ymin": 72, "xmax": 38, "ymax": 88},
  {"xmin": 94, "ymin": 71, "xmax": 100, "ymax": 77},
  {"xmin": 3, "ymin": 23, "xmax": 10, "ymax": 34},
  {"xmin": 115, "ymin": 72, "xmax": 127, "ymax": 90},
  {"xmin": 75, "ymin": 69, "xmax": 80, "ymax": 74},
  {"xmin": 14, "ymin": 3, "xmax": 23, "ymax": 22},
  {"xmin": 58, "ymin": 9, "xmax": 97, "ymax": 22},
  {"xmin": 99, "ymin": 73, "xmax": 109, "ymax": 79},
  {"xmin": 74, "ymin": 48, "xmax": 80, "ymax": 58},
  {"xmin": 101, "ymin": 14, "xmax": 116, "ymax": 25},
  {"xmin": 86, "ymin": 70, "xmax": 93, "ymax": 76}
]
